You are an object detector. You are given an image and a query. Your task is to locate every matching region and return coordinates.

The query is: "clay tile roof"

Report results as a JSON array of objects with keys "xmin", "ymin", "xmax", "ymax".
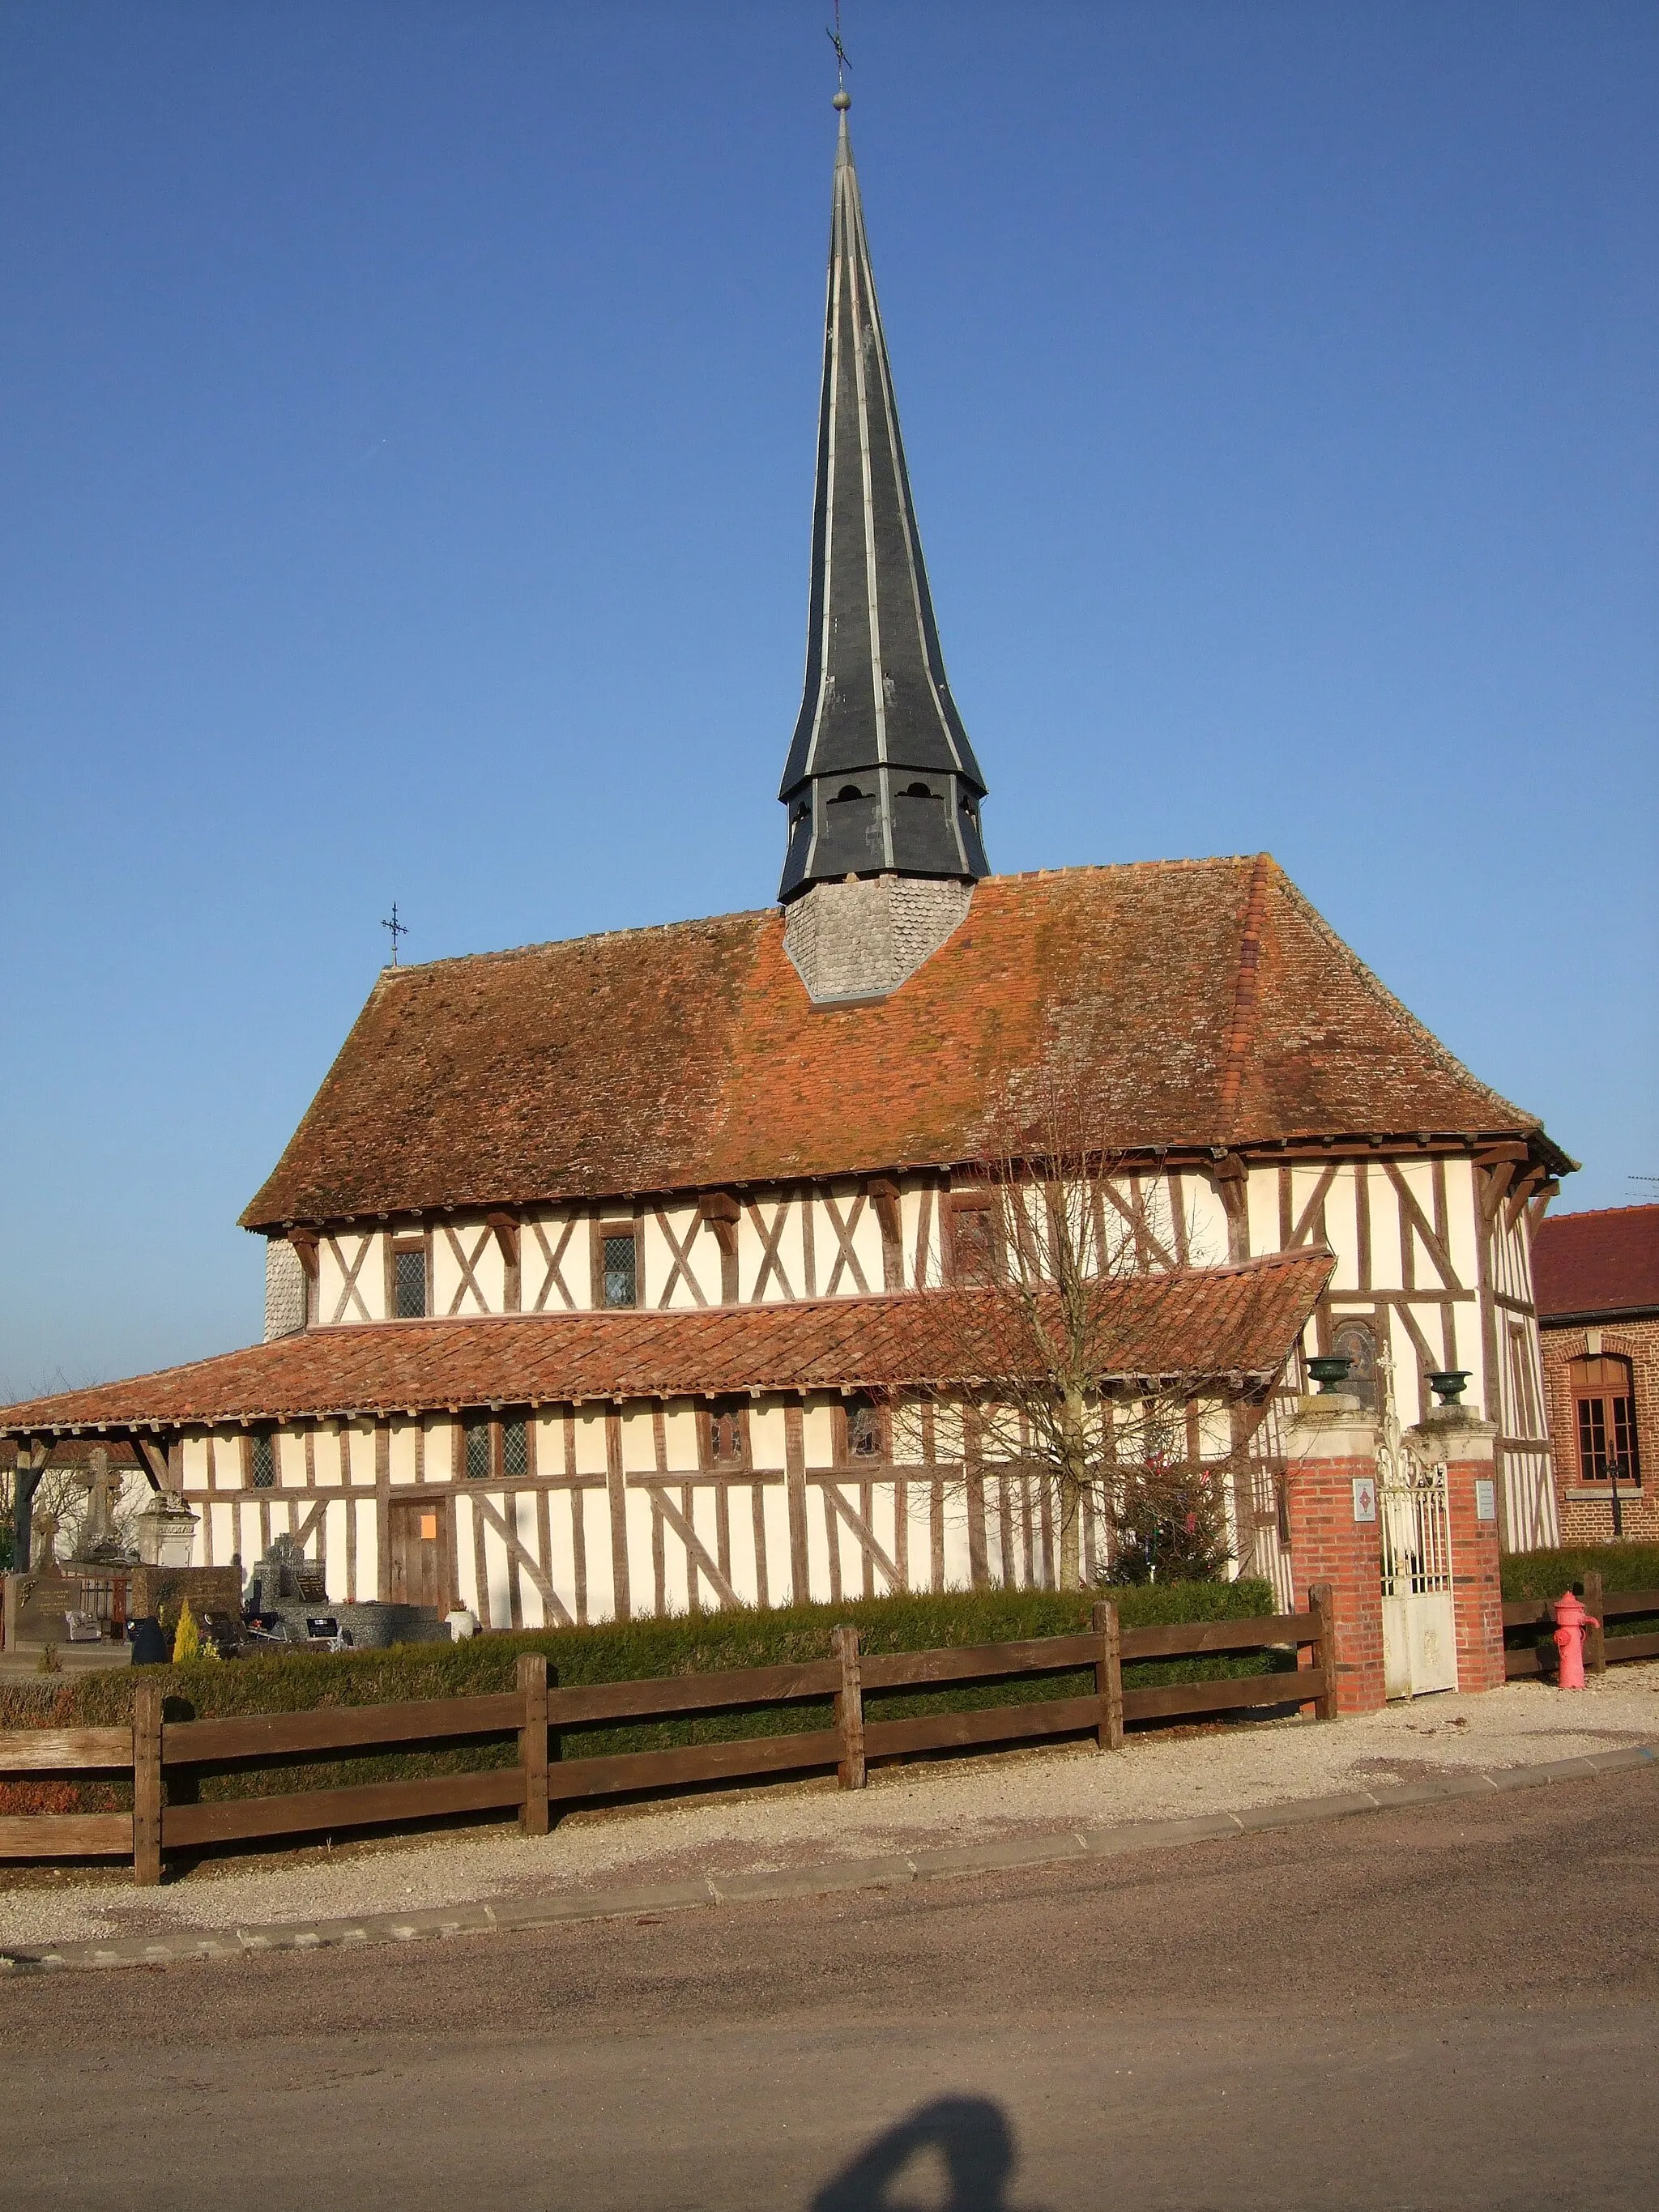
[
  {"xmin": 1532, "ymin": 1205, "xmax": 1659, "ymax": 1321},
  {"xmin": 0, "ymin": 1251, "xmax": 1333, "ymax": 1435},
  {"xmin": 241, "ymin": 861, "xmax": 1555, "ymax": 1232}
]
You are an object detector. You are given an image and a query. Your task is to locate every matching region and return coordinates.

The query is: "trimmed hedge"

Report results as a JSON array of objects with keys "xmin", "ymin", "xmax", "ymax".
[
  {"xmin": 1501, "ymin": 1545, "xmax": 1659, "ymax": 1664},
  {"xmin": 0, "ymin": 1581, "xmax": 1286, "ymax": 1823},
  {"xmin": 1499, "ymin": 1544, "xmax": 1659, "ymax": 1601}
]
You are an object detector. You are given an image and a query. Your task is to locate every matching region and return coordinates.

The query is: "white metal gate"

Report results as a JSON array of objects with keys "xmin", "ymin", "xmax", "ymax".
[
  {"xmin": 1371, "ymin": 1351, "xmax": 1457, "ymax": 1698},
  {"xmin": 1379, "ymin": 1462, "xmax": 1457, "ymax": 1697}
]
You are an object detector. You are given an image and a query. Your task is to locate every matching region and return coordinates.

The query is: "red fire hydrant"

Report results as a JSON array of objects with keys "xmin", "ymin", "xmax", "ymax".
[{"xmin": 1553, "ymin": 1589, "xmax": 1599, "ymax": 1690}]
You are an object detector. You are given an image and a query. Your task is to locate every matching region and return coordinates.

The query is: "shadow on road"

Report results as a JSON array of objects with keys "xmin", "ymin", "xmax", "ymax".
[{"xmin": 811, "ymin": 2095, "xmax": 1042, "ymax": 2211}]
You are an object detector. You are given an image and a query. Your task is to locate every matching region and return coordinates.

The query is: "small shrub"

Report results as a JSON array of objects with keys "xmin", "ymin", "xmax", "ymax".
[{"xmin": 172, "ymin": 1601, "xmax": 201, "ymax": 1664}]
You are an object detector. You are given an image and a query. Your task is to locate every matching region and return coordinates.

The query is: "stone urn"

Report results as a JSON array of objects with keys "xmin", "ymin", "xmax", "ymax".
[{"xmin": 446, "ymin": 1606, "xmax": 479, "ymax": 1641}]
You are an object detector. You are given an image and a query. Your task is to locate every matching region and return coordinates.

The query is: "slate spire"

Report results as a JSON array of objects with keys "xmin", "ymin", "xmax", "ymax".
[{"xmin": 778, "ymin": 95, "xmax": 989, "ymax": 903}]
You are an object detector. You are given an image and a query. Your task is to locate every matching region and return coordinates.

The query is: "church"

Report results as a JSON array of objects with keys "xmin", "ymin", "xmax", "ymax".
[{"xmin": 1, "ymin": 96, "xmax": 1572, "ymax": 1629}]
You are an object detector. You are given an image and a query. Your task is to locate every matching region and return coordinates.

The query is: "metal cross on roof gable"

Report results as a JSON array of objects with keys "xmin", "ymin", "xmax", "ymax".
[{"xmin": 381, "ymin": 901, "xmax": 409, "ymax": 966}]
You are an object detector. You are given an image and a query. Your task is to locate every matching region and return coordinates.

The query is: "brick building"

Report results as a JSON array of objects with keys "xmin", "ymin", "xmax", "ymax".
[{"xmin": 1533, "ymin": 1205, "xmax": 1659, "ymax": 1544}]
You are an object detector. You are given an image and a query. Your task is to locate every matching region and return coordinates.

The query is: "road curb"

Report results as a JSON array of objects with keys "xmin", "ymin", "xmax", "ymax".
[{"xmin": 4, "ymin": 1741, "xmax": 1653, "ymax": 1976}]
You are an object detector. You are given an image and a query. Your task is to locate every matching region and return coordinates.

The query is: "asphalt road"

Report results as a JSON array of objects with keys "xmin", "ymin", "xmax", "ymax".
[{"xmin": 5, "ymin": 1768, "xmax": 1657, "ymax": 2211}]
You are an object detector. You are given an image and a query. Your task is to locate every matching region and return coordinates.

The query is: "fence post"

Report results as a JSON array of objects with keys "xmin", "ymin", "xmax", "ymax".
[
  {"xmin": 1092, "ymin": 1600, "xmax": 1124, "ymax": 1750},
  {"xmin": 1584, "ymin": 1571, "xmax": 1606, "ymax": 1676},
  {"xmin": 832, "ymin": 1625, "xmax": 865, "ymax": 1789},
  {"xmin": 518, "ymin": 1652, "xmax": 549, "ymax": 1836},
  {"xmin": 1307, "ymin": 1583, "xmax": 1338, "ymax": 1722},
  {"xmin": 132, "ymin": 1677, "xmax": 163, "ymax": 1887}
]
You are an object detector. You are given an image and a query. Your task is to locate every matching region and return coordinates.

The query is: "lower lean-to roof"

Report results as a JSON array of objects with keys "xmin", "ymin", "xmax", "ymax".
[
  {"xmin": 0, "ymin": 1251, "xmax": 1333, "ymax": 1438},
  {"xmin": 240, "ymin": 858, "xmax": 1560, "ymax": 1231}
]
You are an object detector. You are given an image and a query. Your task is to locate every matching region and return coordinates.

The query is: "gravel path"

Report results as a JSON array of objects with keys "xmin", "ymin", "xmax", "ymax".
[{"xmin": 5, "ymin": 1665, "xmax": 1656, "ymax": 1950}]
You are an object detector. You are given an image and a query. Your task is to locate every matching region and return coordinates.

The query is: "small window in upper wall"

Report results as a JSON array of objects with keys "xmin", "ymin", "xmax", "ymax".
[
  {"xmin": 249, "ymin": 1431, "xmax": 276, "ymax": 1490},
  {"xmin": 846, "ymin": 1398, "xmax": 883, "ymax": 1460},
  {"xmin": 463, "ymin": 1416, "xmax": 491, "ymax": 1481},
  {"xmin": 706, "ymin": 1401, "xmax": 746, "ymax": 1465},
  {"xmin": 501, "ymin": 1417, "xmax": 529, "ymax": 1480},
  {"xmin": 392, "ymin": 1240, "xmax": 428, "ymax": 1319},
  {"xmin": 600, "ymin": 1228, "xmax": 638, "ymax": 1308}
]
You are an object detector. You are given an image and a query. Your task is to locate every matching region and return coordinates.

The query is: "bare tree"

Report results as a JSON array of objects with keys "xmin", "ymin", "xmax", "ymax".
[{"xmin": 903, "ymin": 1065, "xmax": 1238, "ymax": 1591}]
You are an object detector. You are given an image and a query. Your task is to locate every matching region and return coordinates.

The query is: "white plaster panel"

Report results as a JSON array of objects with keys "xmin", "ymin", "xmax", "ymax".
[
  {"xmin": 661, "ymin": 1404, "xmax": 700, "ymax": 1471},
  {"xmin": 355, "ymin": 1498, "xmax": 378, "ymax": 1603},
  {"xmin": 345, "ymin": 1424, "xmax": 377, "ymax": 1486},
  {"xmin": 387, "ymin": 1421, "xmax": 419, "ymax": 1486},
  {"xmin": 762, "ymin": 1485, "xmax": 795, "ymax": 1604},
  {"xmin": 827, "ymin": 1485, "xmax": 864, "ymax": 1598},
  {"xmin": 432, "ymin": 1222, "xmax": 507, "ymax": 1316},
  {"xmin": 644, "ymin": 1204, "xmax": 717, "ymax": 1310},
  {"xmin": 1323, "ymin": 1169, "xmax": 1358, "ymax": 1291},
  {"xmin": 804, "ymin": 1480, "xmax": 832, "ymax": 1602},
  {"xmin": 621, "ymin": 1487, "xmax": 659, "ymax": 1617},
  {"xmin": 870, "ymin": 1482, "xmax": 900, "ymax": 1590},
  {"xmin": 902, "ymin": 1183, "xmax": 944, "ymax": 1290},
  {"xmin": 1443, "ymin": 1160, "xmax": 1479, "ymax": 1290},
  {"xmin": 905, "ymin": 1485, "xmax": 936, "ymax": 1592},
  {"xmin": 814, "ymin": 1186, "xmax": 884, "ymax": 1297},
  {"xmin": 480, "ymin": 1515, "xmax": 513, "ymax": 1631},
  {"xmin": 572, "ymin": 1407, "xmax": 608, "ymax": 1477},
  {"xmin": 582, "ymin": 1486, "xmax": 615, "ymax": 1625},
  {"xmin": 1183, "ymin": 1178, "xmax": 1231, "ymax": 1268},
  {"xmin": 620, "ymin": 1407, "xmax": 658, "ymax": 1475},
  {"xmin": 544, "ymin": 1491, "xmax": 579, "ymax": 1626},
  {"xmin": 311, "ymin": 1427, "xmax": 343, "ymax": 1487},
  {"xmin": 322, "ymin": 1233, "xmax": 380, "ymax": 1323},
  {"xmin": 210, "ymin": 1503, "xmax": 237, "ymax": 1571},
  {"xmin": 1243, "ymin": 1170, "xmax": 1279, "ymax": 1263},
  {"xmin": 740, "ymin": 1193, "xmax": 807, "ymax": 1303},
  {"xmin": 179, "ymin": 1435, "xmax": 210, "ymax": 1488},
  {"xmin": 513, "ymin": 1492, "xmax": 544, "ymax": 1628},
  {"xmin": 940, "ymin": 1494, "xmax": 973, "ymax": 1592},
  {"xmin": 450, "ymin": 1497, "xmax": 476, "ymax": 1615},
  {"xmin": 278, "ymin": 1431, "xmax": 306, "ymax": 1489},
  {"xmin": 324, "ymin": 1501, "xmax": 352, "ymax": 1601},
  {"xmin": 800, "ymin": 1400, "xmax": 837, "ymax": 1468},
  {"xmin": 520, "ymin": 1213, "xmax": 585, "ymax": 1312},
  {"xmin": 727, "ymin": 1484, "xmax": 760, "ymax": 1605},
  {"xmin": 423, "ymin": 1417, "xmax": 454, "ymax": 1485},
  {"xmin": 1363, "ymin": 1166, "xmax": 1402, "ymax": 1289},
  {"xmin": 749, "ymin": 1401, "xmax": 787, "ymax": 1469},
  {"xmin": 690, "ymin": 1485, "xmax": 721, "ymax": 1602}
]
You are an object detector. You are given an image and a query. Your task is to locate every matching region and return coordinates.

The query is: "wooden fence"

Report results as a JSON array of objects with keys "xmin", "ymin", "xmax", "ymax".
[
  {"xmin": 0, "ymin": 1590, "xmax": 1334, "ymax": 1886},
  {"xmin": 1503, "ymin": 1574, "xmax": 1659, "ymax": 1680}
]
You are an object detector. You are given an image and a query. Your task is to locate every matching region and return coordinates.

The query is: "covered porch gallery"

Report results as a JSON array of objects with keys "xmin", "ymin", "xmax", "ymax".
[{"xmin": 0, "ymin": 1252, "xmax": 1332, "ymax": 1628}]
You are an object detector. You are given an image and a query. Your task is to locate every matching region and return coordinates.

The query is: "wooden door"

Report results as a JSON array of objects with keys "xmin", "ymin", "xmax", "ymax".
[{"xmin": 388, "ymin": 1499, "xmax": 446, "ymax": 1611}]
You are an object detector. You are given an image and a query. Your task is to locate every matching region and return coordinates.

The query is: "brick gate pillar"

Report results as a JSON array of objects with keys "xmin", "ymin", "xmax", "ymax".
[
  {"xmin": 1284, "ymin": 1393, "xmax": 1384, "ymax": 1715},
  {"xmin": 1407, "ymin": 1406, "xmax": 1505, "ymax": 1693}
]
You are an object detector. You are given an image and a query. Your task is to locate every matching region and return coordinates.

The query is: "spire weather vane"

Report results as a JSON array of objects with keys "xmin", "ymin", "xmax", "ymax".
[
  {"xmin": 827, "ymin": 2, "xmax": 850, "ymax": 92},
  {"xmin": 382, "ymin": 901, "xmax": 408, "ymax": 966}
]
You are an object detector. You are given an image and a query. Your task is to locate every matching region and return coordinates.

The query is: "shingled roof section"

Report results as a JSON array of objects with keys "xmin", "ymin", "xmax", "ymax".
[
  {"xmin": 1533, "ymin": 1205, "xmax": 1659, "ymax": 1322},
  {"xmin": 242, "ymin": 859, "xmax": 1558, "ymax": 1232},
  {"xmin": 0, "ymin": 1251, "xmax": 1332, "ymax": 1436}
]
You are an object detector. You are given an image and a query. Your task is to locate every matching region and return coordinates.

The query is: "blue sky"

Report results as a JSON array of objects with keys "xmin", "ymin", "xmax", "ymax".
[{"xmin": 2, "ymin": 1, "xmax": 1654, "ymax": 1396}]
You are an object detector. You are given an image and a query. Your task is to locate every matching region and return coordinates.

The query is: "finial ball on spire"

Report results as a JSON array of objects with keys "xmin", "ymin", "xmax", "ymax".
[{"xmin": 833, "ymin": 87, "xmax": 851, "ymax": 110}]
